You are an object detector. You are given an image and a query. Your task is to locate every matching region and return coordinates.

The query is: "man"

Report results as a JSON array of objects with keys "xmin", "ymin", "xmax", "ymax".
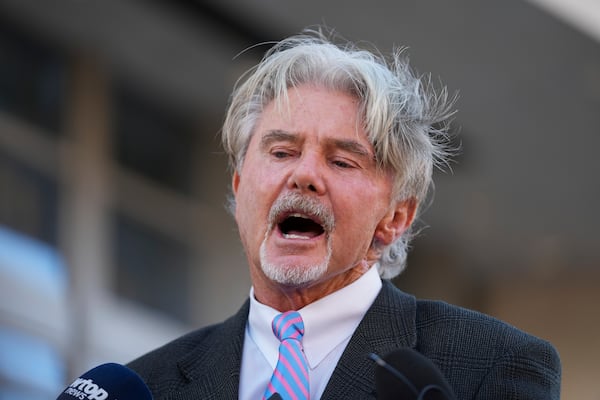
[{"xmin": 128, "ymin": 30, "xmax": 561, "ymax": 399}]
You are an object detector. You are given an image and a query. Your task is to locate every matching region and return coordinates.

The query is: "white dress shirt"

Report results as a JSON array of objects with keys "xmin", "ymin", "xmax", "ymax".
[{"xmin": 239, "ymin": 266, "xmax": 382, "ymax": 399}]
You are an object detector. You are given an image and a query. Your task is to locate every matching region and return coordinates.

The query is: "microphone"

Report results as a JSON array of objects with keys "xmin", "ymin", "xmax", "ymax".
[
  {"xmin": 267, "ymin": 394, "xmax": 283, "ymax": 400},
  {"xmin": 370, "ymin": 349, "xmax": 456, "ymax": 400},
  {"xmin": 57, "ymin": 363, "xmax": 153, "ymax": 400}
]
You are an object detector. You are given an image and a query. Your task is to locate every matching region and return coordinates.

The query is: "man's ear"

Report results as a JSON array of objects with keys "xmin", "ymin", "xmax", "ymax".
[
  {"xmin": 232, "ymin": 170, "xmax": 241, "ymax": 195},
  {"xmin": 374, "ymin": 198, "xmax": 418, "ymax": 246}
]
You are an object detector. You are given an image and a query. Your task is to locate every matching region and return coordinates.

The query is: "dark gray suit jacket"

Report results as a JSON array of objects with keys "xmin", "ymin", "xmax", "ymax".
[{"xmin": 128, "ymin": 281, "xmax": 561, "ymax": 399}]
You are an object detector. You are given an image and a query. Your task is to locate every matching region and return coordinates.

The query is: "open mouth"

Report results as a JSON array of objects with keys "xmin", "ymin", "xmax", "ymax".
[{"xmin": 278, "ymin": 213, "xmax": 325, "ymax": 240}]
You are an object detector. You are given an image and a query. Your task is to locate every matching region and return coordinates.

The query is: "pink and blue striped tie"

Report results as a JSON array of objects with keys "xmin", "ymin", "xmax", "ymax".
[{"xmin": 263, "ymin": 311, "xmax": 310, "ymax": 400}]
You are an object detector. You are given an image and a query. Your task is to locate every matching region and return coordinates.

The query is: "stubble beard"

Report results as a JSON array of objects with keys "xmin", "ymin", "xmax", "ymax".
[{"xmin": 259, "ymin": 234, "xmax": 332, "ymax": 286}]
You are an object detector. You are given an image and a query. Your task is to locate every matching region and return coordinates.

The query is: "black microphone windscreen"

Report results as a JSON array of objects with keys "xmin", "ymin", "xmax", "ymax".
[
  {"xmin": 57, "ymin": 363, "xmax": 153, "ymax": 400},
  {"xmin": 267, "ymin": 394, "xmax": 283, "ymax": 400},
  {"xmin": 375, "ymin": 348, "xmax": 456, "ymax": 400}
]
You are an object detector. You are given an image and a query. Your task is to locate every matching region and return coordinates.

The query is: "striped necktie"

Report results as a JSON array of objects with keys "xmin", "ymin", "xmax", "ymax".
[{"xmin": 263, "ymin": 311, "xmax": 310, "ymax": 400}]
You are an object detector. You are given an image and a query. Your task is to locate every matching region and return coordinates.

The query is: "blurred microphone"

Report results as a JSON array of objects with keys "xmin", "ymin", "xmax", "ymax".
[
  {"xmin": 370, "ymin": 349, "xmax": 456, "ymax": 400},
  {"xmin": 57, "ymin": 363, "xmax": 152, "ymax": 400},
  {"xmin": 267, "ymin": 394, "xmax": 283, "ymax": 400}
]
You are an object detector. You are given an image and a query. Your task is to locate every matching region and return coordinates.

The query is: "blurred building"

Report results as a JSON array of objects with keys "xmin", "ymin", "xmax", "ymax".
[{"xmin": 0, "ymin": 0, "xmax": 599, "ymax": 398}]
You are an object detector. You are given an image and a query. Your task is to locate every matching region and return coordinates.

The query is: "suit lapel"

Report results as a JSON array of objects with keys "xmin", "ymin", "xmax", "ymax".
[
  {"xmin": 160, "ymin": 282, "xmax": 415, "ymax": 399},
  {"xmin": 321, "ymin": 281, "xmax": 417, "ymax": 399},
  {"xmin": 171, "ymin": 301, "xmax": 250, "ymax": 400}
]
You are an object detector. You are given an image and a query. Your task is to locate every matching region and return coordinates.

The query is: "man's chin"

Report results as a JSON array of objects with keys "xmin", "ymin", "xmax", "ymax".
[
  {"xmin": 259, "ymin": 234, "xmax": 333, "ymax": 286},
  {"xmin": 259, "ymin": 252, "xmax": 329, "ymax": 286}
]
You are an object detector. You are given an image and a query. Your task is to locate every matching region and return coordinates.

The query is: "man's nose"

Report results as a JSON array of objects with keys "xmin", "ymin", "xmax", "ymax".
[{"xmin": 287, "ymin": 153, "xmax": 326, "ymax": 194}]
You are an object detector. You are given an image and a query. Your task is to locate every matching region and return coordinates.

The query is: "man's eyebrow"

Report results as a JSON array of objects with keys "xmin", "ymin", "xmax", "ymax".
[
  {"xmin": 328, "ymin": 138, "xmax": 374, "ymax": 161},
  {"xmin": 259, "ymin": 130, "xmax": 300, "ymax": 149}
]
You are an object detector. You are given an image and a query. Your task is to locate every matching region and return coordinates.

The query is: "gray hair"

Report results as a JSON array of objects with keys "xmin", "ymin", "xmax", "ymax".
[{"xmin": 222, "ymin": 29, "xmax": 456, "ymax": 279}]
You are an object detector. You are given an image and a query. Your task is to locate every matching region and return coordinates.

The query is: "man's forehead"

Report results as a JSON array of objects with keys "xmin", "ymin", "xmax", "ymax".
[{"xmin": 261, "ymin": 85, "xmax": 362, "ymax": 121}]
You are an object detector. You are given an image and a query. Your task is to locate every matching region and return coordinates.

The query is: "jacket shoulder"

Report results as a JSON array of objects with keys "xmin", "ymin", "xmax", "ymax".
[
  {"xmin": 415, "ymin": 299, "xmax": 561, "ymax": 399},
  {"xmin": 414, "ymin": 299, "xmax": 553, "ymax": 355},
  {"xmin": 128, "ymin": 323, "xmax": 220, "ymax": 370},
  {"xmin": 127, "ymin": 323, "xmax": 223, "ymax": 393},
  {"xmin": 127, "ymin": 300, "xmax": 250, "ymax": 399}
]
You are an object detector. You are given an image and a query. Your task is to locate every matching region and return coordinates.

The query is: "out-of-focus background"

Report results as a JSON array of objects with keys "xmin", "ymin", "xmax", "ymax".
[{"xmin": 0, "ymin": 0, "xmax": 598, "ymax": 398}]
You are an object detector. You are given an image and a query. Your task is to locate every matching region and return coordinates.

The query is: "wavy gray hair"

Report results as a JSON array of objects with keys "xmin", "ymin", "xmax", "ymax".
[{"xmin": 222, "ymin": 29, "xmax": 456, "ymax": 279}]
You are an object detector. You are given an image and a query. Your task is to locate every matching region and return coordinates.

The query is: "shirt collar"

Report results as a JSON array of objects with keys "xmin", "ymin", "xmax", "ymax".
[{"xmin": 247, "ymin": 266, "xmax": 382, "ymax": 369}]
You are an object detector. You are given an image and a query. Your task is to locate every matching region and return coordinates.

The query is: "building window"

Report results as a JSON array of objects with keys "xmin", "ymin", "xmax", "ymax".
[
  {"xmin": 0, "ymin": 150, "xmax": 58, "ymax": 246},
  {"xmin": 112, "ymin": 213, "xmax": 192, "ymax": 322},
  {"xmin": 0, "ymin": 21, "xmax": 67, "ymax": 135},
  {"xmin": 112, "ymin": 84, "xmax": 196, "ymax": 195}
]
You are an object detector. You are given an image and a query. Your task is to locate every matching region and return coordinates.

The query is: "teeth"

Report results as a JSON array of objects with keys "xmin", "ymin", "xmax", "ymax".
[
  {"xmin": 289, "ymin": 213, "xmax": 308, "ymax": 219},
  {"xmin": 283, "ymin": 233, "xmax": 311, "ymax": 240}
]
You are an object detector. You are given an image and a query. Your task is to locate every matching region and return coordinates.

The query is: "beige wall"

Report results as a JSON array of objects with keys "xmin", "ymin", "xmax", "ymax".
[{"xmin": 486, "ymin": 272, "xmax": 600, "ymax": 399}]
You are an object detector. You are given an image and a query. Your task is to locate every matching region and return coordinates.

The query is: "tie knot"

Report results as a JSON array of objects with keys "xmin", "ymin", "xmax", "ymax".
[{"xmin": 272, "ymin": 311, "xmax": 304, "ymax": 341}]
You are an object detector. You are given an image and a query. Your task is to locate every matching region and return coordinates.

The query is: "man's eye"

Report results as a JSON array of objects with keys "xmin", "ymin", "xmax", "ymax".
[
  {"xmin": 332, "ymin": 160, "xmax": 353, "ymax": 169},
  {"xmin": 272, "ymin": 151, "xmax": 290, "ymax": 159}
]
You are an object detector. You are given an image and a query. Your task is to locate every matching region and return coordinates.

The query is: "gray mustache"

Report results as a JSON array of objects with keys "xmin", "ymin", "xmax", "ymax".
[{"xmin": 268, "ymin": 192, "xmax": 335, "ymax": 232}]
